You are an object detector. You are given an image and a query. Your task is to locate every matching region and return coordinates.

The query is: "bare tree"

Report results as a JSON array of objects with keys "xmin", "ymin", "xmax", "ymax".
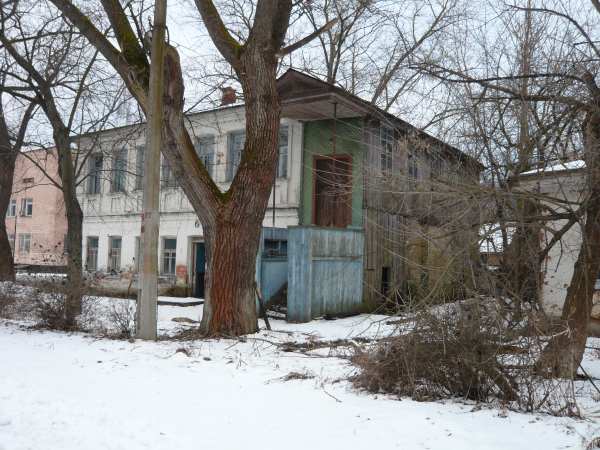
[
  {"xmin": 0, "ymin": 67, "xmax": 35, "ymax": 281},
  {"xmin": 47, "ymin": 0, "xmax": 334, "ymax": 335},
  {"xmin": 422, "ymin": 0, "xmax": 600, "ymax": 377},
  {"xmin": 292, "ymin": 0, "xmax": 458, "ymax": 114},
  {"xmin": 0, "ymin": 0, "xmax": 125, "ymax": 326}
]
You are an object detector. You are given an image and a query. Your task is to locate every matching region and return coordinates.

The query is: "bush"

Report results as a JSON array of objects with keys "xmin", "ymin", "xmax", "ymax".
[
  {"xmin": 354, "ymin": 303, "xmax": 518, "ymax": 402},
  {"xmin": 33, "ymin": 290, "xmax": 71, "ymax": 330},
  {"xmin": 0, "ymin": 291, "xmax": 16, "ymax": 318},
  {"xmin": 105, "ymin": 300, "xmax": 136, "ymax": 338},
  {"xmin": 353, "ymin": 298, "xmax": 578, "ymax": 415}
]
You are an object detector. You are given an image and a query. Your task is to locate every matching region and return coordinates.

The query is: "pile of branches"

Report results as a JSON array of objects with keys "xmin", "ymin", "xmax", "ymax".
[{"xmin": 353, "ymin": 299, "xmax": 578, "ymax": 414}]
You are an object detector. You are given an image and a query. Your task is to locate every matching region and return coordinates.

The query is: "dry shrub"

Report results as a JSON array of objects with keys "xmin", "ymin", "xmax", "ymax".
[
  {"xmin": 353, "ymin": 299, "xmax": 578, "ymax": 415},
  {"xmin": 33, "ymin": 290, "xmax": 71, "ymax": 330},
  {"xmin": 0, "ymin": 284, "xmax": 19, "ymax": 318},
  {"xmin": 0, "ymin": 292, "xmax": 16, "ymax": 318},
  {"xmin": 105, "ymin": 300, "xmax": 136, "ymax": 338}
]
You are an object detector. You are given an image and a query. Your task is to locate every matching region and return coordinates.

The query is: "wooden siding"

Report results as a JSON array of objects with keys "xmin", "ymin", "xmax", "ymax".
[
  {"xmin": 300, "ymin": 119, "xmax": 364, "ymax": 227},
  {"xmin": 361, "ymin": 120, "xmax": 480, "ymax": 308},
  {"xmin": 287, "ymin": 226, "xmax": 364, "ymax": 322}
]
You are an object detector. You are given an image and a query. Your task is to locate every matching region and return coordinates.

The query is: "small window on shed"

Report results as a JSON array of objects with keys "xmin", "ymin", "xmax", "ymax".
[
  {"xmin": 23, "ymin": 177, "xmax": 34, "ymax": 184},
  {"xmin": 263, "ymin": 239, "xmax": 287, "ymax": 258}
]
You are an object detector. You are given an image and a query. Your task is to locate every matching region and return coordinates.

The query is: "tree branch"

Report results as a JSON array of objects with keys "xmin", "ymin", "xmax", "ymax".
[
  {"xmin": 277, "ymin": 19, "xmax": 337, "ymax": 57},
  {"xmin": 194, "ymin": 0, "xmax": 243, "ymax": 68}
]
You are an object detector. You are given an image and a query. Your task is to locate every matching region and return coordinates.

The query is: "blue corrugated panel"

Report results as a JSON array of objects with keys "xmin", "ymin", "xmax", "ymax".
[{"xmin": 287, "ymin": 226, "xmax": 364, "ymax": 322}]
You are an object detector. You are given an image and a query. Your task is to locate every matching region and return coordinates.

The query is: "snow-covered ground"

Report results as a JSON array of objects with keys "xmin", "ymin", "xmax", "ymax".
[{"xmin": 1, "ymin": 294, "xmax": 600, "ymax": 450}]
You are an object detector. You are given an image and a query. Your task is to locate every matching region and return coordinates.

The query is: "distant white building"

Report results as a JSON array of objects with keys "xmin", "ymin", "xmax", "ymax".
[{"xmin": 518, "ymin": 160, "xmax": 600, "ymax": 332}]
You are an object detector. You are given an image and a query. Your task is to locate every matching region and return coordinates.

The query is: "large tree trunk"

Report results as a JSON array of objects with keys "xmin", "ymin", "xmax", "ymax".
[
  {"xmin": 54, "ymin": 131, "xmax": 84, "ymax": 327},
  {"xmin": 536, "ymin": 112, "xmax": 600, "ymax": 378},
  {"xmin": 500, "ymin": 198, "xmax": 541, "ymax": 309},
  {"xmin": 48, "ymin": 0, "xmax": 290, "ymax": 336},
  {"xmin": 160, "ymin": 46, "xmax": 280, "ymax": 335},
  {"xmin": 0, "ymin": 150, "xmax": 16, "ymax": 282},
  {"xmin": 64, "ymin": 200, "xmax": 83, "ymax": 327},
  {"xmin": 200, "ymin": 51, "xmax": 281, "ymax": 335}
]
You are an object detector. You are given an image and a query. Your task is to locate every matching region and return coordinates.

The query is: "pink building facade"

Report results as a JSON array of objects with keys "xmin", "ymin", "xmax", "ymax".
[{"xmin": 4, "ymin": 149, "xmax": 68, "ymax": 267}]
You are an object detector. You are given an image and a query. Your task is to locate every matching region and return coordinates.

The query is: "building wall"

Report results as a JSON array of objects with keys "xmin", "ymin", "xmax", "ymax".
[
  {"xmin": 522, "ymin": 172, "xmax": 586, "ymax": 317},
  {"xmin": 361, "ymin": 122, "xmax": 480, "ymax": 308},
  {"xmin": 4, "ymin": 149, "xmax": 67, "ymax": 267},
  {"xmin": 299, "ymin": 118, "xmax": 365, "ymax": 227},
  {"xmin": 77, "ymin": 106, "xmax": 304, "ymax": 288}
]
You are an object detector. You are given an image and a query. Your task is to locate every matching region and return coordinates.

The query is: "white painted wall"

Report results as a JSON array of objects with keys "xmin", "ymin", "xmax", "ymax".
[
  {"xmin": 78, "ymin": 105, "xmax": 304, "ymax": 285},
  {"xmin": 521, "ymin": 171, "xmax": 586, "ymax": 317}
]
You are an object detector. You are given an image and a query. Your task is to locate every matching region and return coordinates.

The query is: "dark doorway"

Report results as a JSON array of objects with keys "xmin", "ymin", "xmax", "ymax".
[
  {"xmin": 313, "ymin": 155, "xmax": 352, "ymax": 228},
  {"xmin": 193, "ymin": 242, "xmax": 206, "ymax": 298}
]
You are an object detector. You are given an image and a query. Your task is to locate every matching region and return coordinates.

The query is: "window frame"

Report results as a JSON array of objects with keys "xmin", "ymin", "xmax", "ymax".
[
  {"xmin": 6, "ymin": 199, "xmax": 16, "ymax": 217},
  {"xmin": 20, "ymin": 198, "xmax": 33, "ymax": 217},
  {"xmin": 18, "ymin": 233, "xmax": 31, "ymax": 254},
  {"xmin": 195, "ymin": 135, "xmax": 216, "ymax": 179},
  {"xmin": 87, "ymin": 153, "xmax": 103, "ymax": 194},
  {"xmin": 277, "ymin": 126, "xmax": 289, "ymax": 179},
  {"xmin": 226, "ymin": 131, "xmax": 246, "ymax": 182},
  {"xmin": 108, "ymin": 236, "xmax": 122, "ymax": 272},
  {"xmin": 161, "ymin": 237, "xmax": 177, "ymax": 276},
  {"xmin": 8, "ymin": 233, "xmax": 15, "ymax": 254},
  {"xmin": 86, "ymin": 236, "xmax": 99, "ymax": 271},
  {"xmin": 160, "ymin": 157, "xmax": 178, "ymax": 189},
  {"xmin": 380, "ymin": 126, "xmax": 395, "ymax": 173},
  {"xmin": 111, "ymin": 148, "xmax": 128, "ymax": 193},
  {"xmin": 135, "ymin": 145, "xmax": 145, "ymax": 190},
  {"xmin": 263, "ymin": 238, "xmax": 288, "ymax": 259},
  {"xmin": 408, "ymin": 154, "xmax": 419, "ymax": 180}
]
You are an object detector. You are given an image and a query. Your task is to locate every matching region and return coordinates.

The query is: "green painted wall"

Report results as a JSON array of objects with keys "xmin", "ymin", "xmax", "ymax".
[{"xmin": 300, "ymin": 118, "xmax": 364, "ymax": 227}]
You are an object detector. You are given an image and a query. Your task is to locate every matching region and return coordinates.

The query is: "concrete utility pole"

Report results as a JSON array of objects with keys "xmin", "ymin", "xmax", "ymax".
[{"xmin": 137, "ymin": 0, "xmax": 167, "ymax": 340}]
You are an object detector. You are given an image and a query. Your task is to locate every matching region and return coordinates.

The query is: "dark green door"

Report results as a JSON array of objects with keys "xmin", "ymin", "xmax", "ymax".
[{"xmin": 194, "ymin": 242, "xmax": 206, "ymax": 298}]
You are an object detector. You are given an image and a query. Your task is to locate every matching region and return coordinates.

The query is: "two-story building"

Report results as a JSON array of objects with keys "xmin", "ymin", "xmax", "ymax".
[
  {"xmin": 77, "ymin": 70, "xmax": 481, "ymax": 312},
  {"xmin": 4, "ymin": 148, "xmax": 68, "ymax": 270}
]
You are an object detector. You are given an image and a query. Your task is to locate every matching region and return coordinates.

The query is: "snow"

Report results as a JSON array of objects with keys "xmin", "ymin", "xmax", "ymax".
[
  {"xmin": 520, "ymin": 159, "xmax": 585, "ymax": 176},
  {"xmin": 1, "ymin": 294, "xmax": 600, "ymax": 449}
]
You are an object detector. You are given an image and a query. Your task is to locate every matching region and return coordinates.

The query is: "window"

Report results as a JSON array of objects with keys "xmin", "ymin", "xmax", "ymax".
[
  {"xmin": 431, "ymin": 157, "xmax": 443, "ymax": 179},
  {"xmin": 87, "ymin": 154, "xmax": 103, "ymax": 194},
  {"xmin": 108, "ymin": 236, "xmax": 122, "ymax": 272},
  {"xmin": 86, "ymin": 236, "xmax": 99, "ymax": 271},
  {"xmin": 263, "ymin": 239, "xmax": 287, "ymax": 258},
  {"xmin": 20, "ymin": 198, "xmax": 33, "ymax": 217},
  {"xmin": 408, "ymin": 154, "xmax": 418, "ymax": 179},
  {"xmin": 195, "ymin": 135, "xmax": 215, "ymax": 179},
  {"xmin": 226, "ymin": 131, "xmax": 245, "ymax": 181},
  {"xmin": 134, "ymin": 236, "xmax": 141, "ymax": 272},
  {"xmin": 63, "ymin": 234, "xmax": 70, "ymax": 254},
  {"xmin": 8, "ymin": 234, "xmax": 15, "ymax": 254},
  {"xmin": 135, "ymin": 146, "xmax": 145, "ymax": 190},
  {"xmin": 6, "ymin": 199, "xmax": 16, "ymax": 217},
  {"xmin": 162, "ymin": 238, "xmax": 177, "ymax": 276},
  {"xmin": 277, "ymin": 127, "xmax": 289, "ymax": 178},
  {"xmin": 23, "ymin": 177, "xmax": 34, "ymax": 184},
  {"xmin": 18, "ymin": 233, "xmax": 31, "ymax": 254},
  {"xmin": 380, "ymin": 126, "xmax": 394, "ymax": 172},
  {"xmin": 111, "ymin": 148, "xmax": 127, "ymax": 193},
  {"xmin": 161, "ymin": 158, "xmax": 178, "ymax": 189}
]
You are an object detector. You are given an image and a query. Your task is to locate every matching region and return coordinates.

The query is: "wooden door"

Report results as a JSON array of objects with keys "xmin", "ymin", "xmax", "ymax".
[{"xmin": 313, "ymin": 155, "xmax": 352, "ymax": 228}]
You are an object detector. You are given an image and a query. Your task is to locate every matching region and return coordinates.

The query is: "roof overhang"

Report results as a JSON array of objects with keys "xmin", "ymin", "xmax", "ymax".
[{"xmin": 281, "ymin": 92, "xmax": 367, "ymax": 121}]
